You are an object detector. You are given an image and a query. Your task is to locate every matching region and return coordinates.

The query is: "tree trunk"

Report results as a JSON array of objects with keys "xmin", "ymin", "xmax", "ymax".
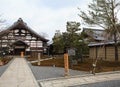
[
  {"xmin": 114, "ymin": 43, "xmax": 118, "ymax": 61},
  {"xmin": 114, "ymin": 34, "xmax": 118, "ymax": 61}
]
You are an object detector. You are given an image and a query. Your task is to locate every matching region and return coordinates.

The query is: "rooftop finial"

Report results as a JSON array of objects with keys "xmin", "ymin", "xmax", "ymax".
[{"xmin": 18, "ymin": 18, "xmax": 23, "ymax": 22}]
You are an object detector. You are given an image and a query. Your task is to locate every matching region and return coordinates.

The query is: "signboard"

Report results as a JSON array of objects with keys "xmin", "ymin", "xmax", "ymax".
[
  {"xmin": 15, "ymin": 46, "xmax": 25, "ymax": 49},
  {"xmin": 68, "ymin": 48, "xmax": 76, "ymax": 56}
]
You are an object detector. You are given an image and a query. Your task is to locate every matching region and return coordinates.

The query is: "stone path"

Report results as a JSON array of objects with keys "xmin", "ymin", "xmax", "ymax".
[
  {"xmin": 0, "ymin": 58, "xmax": 39, "ymax": 87},
  {"xmin": 39, "ymin": 71, "xmax": 120, "ymax": 87},
  {"xmin": 73, "ymin": 80, "xmax": 120, "ymax": 87},
  {"xmin": 1, "ymin": 58, "xmax": 120, "ymax": 87}
]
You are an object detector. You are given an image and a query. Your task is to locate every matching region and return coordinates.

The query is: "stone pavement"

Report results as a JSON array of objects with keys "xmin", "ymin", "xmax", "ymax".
[
  {"xmin": 73, "ymin": 80, "xmax": 120, "ymax": 87},
  {"xmin": 1, "ymin": 58, "xmax": 120, "ymax": 87},
  {"xmin": 0, "ymin": 58, "xmax": 39, "ymax": 87},
  {"xmin": 39, "ymin": 71, "xmax": 120, "ymax": 87},
  {"xmin": 0, "ymin": 59, "xmax": 13, "ymax": 77}
]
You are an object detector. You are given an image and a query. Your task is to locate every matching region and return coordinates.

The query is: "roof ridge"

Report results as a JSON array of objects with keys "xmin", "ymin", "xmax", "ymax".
[{"xmin": 0, "ymin": 18, "xmax": 49, "ymax": 42}]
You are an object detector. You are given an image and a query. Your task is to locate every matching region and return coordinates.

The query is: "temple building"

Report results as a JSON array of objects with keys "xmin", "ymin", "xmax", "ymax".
[{"xmin": 0, "ymin": 18, "xmax": 48, "ymax": 57}]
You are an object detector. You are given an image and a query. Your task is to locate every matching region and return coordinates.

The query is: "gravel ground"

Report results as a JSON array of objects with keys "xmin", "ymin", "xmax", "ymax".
[
  {"xmin": 71, "ymin": 80, "xmax": 120, "ymax": 87},
  {"xmin": 0, "ymin": 58, "xmax": 14, "ymax": 76},
  {"xmin": 28, "ymin": 63, "xmax": 88, "ymax": 80}
]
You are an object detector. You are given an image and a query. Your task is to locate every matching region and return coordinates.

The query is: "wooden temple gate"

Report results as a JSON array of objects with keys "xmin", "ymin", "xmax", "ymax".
[{"xmin": 0, "ymin": 18, "xmax": 48, "ymax": 59}]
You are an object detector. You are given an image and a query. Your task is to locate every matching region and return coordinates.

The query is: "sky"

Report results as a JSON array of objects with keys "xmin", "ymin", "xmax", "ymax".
[{"xmin": 0, "ymin": 0, "xmax": 91, "ymax": 41}]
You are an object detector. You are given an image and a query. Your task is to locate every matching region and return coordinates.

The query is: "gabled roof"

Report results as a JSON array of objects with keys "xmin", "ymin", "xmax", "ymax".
[
  {"xmin": 88, "ymin": 41, "xmax": 115, "ymax": 47},
  {"xmin": 82, "ymin": 27, "xmax": 105, "ymax": 41},
  {"xmin": 0, "ymin": 18, "xmax": 49, "ymax": 42}
]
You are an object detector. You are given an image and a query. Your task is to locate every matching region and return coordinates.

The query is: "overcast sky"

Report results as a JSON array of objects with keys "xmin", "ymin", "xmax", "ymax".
[{"xmin": 0, "ymin": 0, "xmax": 91, "ymax": 41}]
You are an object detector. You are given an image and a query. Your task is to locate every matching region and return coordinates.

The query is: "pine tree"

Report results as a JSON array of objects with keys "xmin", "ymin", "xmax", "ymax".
[{"xmin": 79, "ymin": 0, "xmax": 120, "ymax": 61}]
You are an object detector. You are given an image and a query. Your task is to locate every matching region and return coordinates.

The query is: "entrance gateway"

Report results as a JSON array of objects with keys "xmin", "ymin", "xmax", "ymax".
[
  {"xmin": 0, "ymin": 18, "xmax": 49, "ymax": 57},
  {"xmin": 12, "ymin": 40, "xmax": 28, "ymax": 55}
]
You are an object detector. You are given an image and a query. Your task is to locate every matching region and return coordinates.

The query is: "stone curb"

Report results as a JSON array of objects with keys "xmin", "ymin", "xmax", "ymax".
[
  {"xmin": 38, "ymin": 71, "xmax": 120, "ymax": 82},
  {"xmin": 38, "ymin": 71, "xmax": 120, "ymax": 87}
]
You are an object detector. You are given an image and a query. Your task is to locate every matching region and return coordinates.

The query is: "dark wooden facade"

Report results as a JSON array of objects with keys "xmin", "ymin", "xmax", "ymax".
[{"xmin": 0, "ymin": 18, "xmax": 48, "ymax": 57}]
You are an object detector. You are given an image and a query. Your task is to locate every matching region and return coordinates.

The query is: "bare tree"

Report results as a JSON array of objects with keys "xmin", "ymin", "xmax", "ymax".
[{"xmin": 79, "ymin": 0, "xmax": 120, "ymax": 61}]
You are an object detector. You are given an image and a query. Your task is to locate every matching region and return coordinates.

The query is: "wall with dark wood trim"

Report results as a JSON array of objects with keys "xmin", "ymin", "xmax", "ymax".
[{"xmin": 89, "ymin": 45, "xmax": 120, "ymax": 61}]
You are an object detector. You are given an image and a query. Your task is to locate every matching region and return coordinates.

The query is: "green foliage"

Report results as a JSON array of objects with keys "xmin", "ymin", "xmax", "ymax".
[
  {"xmin": 52, "ymin": 22, "xmax": 89, "ymax": 56},
  {"xmin": 52, "ymin": 30, "xmax": 64, "ymax": 53},
  {"xmin": 79, "ymin": 0, "xmax": 120, "ymax": 61}
]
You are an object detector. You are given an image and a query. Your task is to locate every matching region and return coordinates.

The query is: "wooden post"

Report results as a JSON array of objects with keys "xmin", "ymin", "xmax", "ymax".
[
  {"xmin": 38, "ymin": 53, "xmax": 41, "ymax": 65},
  {"xmin": 64, "ymin": 53, "xmax": 69, "ymax": 76},
  {"xmin": 21, "ymin": 52, "xmax": 24, "ymax": 58}
]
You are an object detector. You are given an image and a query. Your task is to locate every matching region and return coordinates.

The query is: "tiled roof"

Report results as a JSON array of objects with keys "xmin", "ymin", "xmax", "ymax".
[
  {"xmin": 83, "ymin": 27, "xmax": 105, "ymax": 41},
  {"xmin": 0, "ymin": 18, "xmax": 49, "ymax": 42},
  {"xmin": 88, "ymin": 41, "xmax": 115, "ymax": 46}
]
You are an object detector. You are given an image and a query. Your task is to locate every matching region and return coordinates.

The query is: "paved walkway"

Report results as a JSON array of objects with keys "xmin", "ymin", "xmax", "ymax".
[
  {"xmin": 73, "ymin": 80, "xmax": 120, "ymax": 87},
  {"xmin": 0, "ymin": 58, "xmax": 39, "ymax": 87},
  {"xmin": 1, "ymin": 58, "xmax": 120, "ymax": 87},
  {"xmin": 39, "ymin": 71, "xmax": 120, "ymax": 87}
]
